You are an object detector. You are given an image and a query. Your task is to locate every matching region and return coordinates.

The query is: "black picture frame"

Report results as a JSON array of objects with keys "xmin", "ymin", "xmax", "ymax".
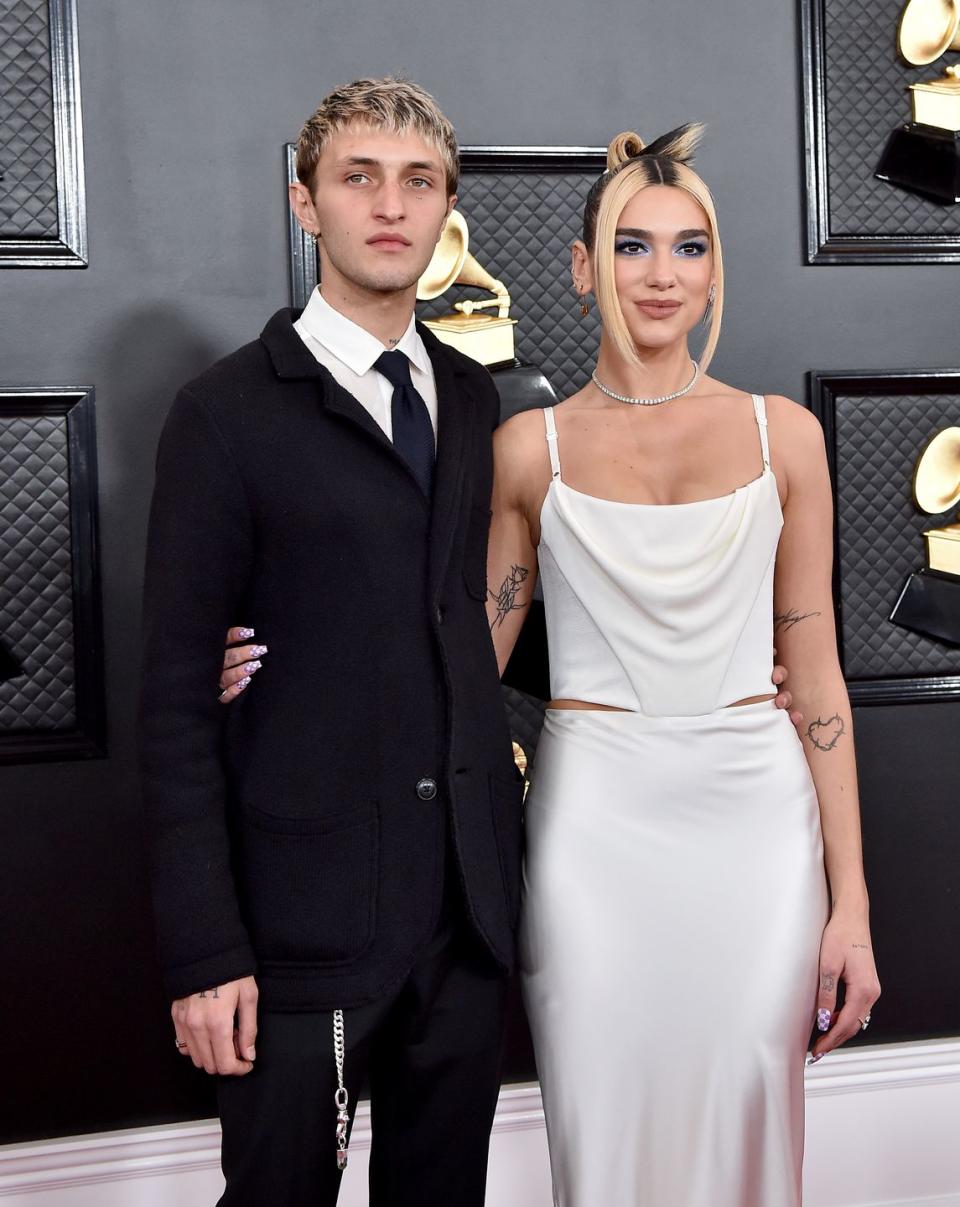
[
  {"xmin": 284, "ymin": 144, "xmax": 606, "ymax": 308},
  {"xmin": 799, "ymin": 0, "xmax": 960, "ymax": 265},
  {"xmin": 0, "ymin": 386, "xmax": 105, "ymax": 762},
  {"xmin": 1, "ymin": 0, "xmax": 87, "ymax": 268},
  {"xmin": 810, "ymin": 370, "xmax": 960, "ymax": 704}
]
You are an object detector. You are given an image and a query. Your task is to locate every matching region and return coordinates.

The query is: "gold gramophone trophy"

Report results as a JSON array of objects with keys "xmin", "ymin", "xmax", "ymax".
[
  {"xmin": 416, "ymin": 210, "xmax": 518, "ymax": 369},
  {"xmin": 875, "ymin": 0, "xmax": 960, "ymax": 203},
  {"xmin": 890, "ymin": 426, "xmax": 960, "ymax": 645}
]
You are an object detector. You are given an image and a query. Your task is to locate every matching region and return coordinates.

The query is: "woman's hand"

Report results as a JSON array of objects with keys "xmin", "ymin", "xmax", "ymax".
[
  {"xmin": 771, "ymin": 652, "xmax": 804, "ymax": 729},
  {"xmin": 810, "ymin": 911, "xmax": 881, "ymax": 1061},
  {"xmin": 219, "ymin": 627, "xmax": 267, "ymax": 703}
]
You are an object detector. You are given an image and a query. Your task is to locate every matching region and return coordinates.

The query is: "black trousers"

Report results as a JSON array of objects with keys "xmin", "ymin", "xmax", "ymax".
[{"xmin": 216, "ymin": 902, "xmax": 508, "ymax": 1206}]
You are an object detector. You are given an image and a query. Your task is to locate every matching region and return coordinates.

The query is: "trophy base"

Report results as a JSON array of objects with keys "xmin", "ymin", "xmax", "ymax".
[
  {"xmin": 423, "ymin": 313, "xmax": 517, "ymax": 368},
  {"xmin": 875, "ymin": 123, "xmax": 960, "ymax": 204},
  {"xmin": 890, "ymin": 568, "xmax": 960, "ymax": 647}
]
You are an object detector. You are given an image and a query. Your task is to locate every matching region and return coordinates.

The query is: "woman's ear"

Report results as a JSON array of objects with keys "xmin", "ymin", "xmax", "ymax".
[{"xmin": 571, "ymin": 240, "xmax": 594, "ymax": 297}]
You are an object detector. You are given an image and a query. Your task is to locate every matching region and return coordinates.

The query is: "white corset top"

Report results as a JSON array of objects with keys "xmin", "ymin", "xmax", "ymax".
[{"xmin": 538, "ymin": 396, "xmax": 783, "ymax": 716}]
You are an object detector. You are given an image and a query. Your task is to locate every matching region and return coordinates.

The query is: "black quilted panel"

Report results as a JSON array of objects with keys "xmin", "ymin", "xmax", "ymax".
[
  {"xmin": 835, "ymin": 392, "xmax": 960, "ymax": 679},
  {"xmin": 503, "ymin": 685, "xmax": 546, "ymax": 773},
  {"xmin": 0, "ymin": 414, "xmax": 76, "ymax": 731},
  {"xmin": 418, "ymin": 171, "xmax": 601, "ymax": 400},
  {"xmin": 823, "ymin": 0, "xmax": 960, "ymax": 237},
  {"xmin": 0, "ymin": 0, "xmax": 59, "ymax": 239}
]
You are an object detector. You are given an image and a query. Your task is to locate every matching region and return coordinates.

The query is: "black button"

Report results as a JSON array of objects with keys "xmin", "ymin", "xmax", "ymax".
[{"xmin": 416, "ymin": 777, "xmax": 438, "ymax": 801}]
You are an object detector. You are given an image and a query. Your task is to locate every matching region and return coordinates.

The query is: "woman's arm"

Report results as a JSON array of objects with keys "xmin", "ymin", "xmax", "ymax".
[
  {"xmin": 485, "ymin": 414, "xmax": 543, "ymax": 677},
  {"xmin": 771, "ymin": 397, "xmax": 881, "ymax": 1059}
]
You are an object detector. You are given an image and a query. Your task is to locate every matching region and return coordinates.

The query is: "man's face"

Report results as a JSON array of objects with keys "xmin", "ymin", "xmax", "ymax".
[{"xmin": 297, "ymin": 123, "xmax": 455, "ymax": 298}]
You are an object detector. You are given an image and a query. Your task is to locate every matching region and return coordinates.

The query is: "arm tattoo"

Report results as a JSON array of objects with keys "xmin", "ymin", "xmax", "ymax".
[
  {"xmin": 489, "ymin": 565, "xmax": 529, "ymax": 630},
  {"xmin": 774, "ymin": 607, "xmax": 822, "ymax": 632},
  {"xmin": 806, "ymin": 713, "xmax": 845, "ymax": 752},
  {"xmin": 197, "ymin": 987, "xmax": 220, "ymax": 999}
]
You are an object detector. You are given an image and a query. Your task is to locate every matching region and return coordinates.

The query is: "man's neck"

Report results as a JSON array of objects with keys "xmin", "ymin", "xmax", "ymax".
[{"xmin": 318, "ymin": 284, "xmax": 417, "ymax": 348}]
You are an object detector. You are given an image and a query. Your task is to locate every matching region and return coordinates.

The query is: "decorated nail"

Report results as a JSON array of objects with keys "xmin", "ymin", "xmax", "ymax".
[
  {"xmin": 817, "ymin": 1008, "xmax": 832, "ymax": 1032},
  {"xmin": 238, "ymin": 676, "xmax": 251, "ymax": 690},
  {"xmin": 238, "ymin": 628, "xmax": 255, "ymax": 639},
  {"xmin": 809, "ymin": 1052, "xmax": 825, "ymax": 1064},
  {"xmin": 249, "ymin": 645, "xmax": 268, "ymax": 658},
  {"xmin": 243, "ymin": 661, "xmax": 262, "ymax": 674}
]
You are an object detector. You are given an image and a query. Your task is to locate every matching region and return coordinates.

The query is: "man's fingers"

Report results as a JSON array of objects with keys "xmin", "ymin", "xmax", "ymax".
[
  {"xmin": 237, "ymin": 986, "xmax": 258, "ymax": 1062},
  {"xmin": 211, "ymin": 1021, "xmax": 251, "ymax": 1076}
]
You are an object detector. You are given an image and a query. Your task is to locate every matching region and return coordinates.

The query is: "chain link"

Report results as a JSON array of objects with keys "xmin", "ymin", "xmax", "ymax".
[{"xmin": 333, "ymin": 1009, "xmax": 350, "ymax": 1170}]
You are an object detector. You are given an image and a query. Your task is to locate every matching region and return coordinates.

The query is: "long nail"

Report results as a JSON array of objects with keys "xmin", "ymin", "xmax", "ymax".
[
  {"xmin": 817, "ymin": 1008, "xmax": 832, "ymax": 1032},
  {"xmin": 249, "ymin": 645, "xmax": 268, "ymax": 658},
  {"xmin": 237, "ymin": 676, "xmax": 251, "ymax": 690},
  {"xmin": 243, "ymin": 661, "xmax": 262, "ymax": 674},
  {"xmin": 809, "ymin": 1052, "xmax": 824, "ymax": 1064},
  {"xmin": 238, "ymin": 628, "xmax": 255, "ymax": 639}
]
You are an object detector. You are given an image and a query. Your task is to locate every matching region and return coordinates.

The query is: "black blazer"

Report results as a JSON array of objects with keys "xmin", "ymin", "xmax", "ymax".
[{"xmin": 139, "ymin": 309, "xmax": 523, "ymax": 1011}]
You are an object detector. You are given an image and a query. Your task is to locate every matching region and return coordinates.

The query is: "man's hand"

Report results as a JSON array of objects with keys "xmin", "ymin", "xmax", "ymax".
[
  {"xmin": 172, "ymin": 975, "xmax": 258, "ymax": 1075},
  {"xmin": 219, "ymin": 627, "xmax": 267, "ymax": 704},
  {"xmin": 772, "ymin": 650, "xmax": 802, "ymax": 729}
]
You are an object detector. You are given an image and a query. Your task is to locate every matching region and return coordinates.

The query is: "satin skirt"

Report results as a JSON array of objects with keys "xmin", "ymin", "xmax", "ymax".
[{"xmin": 519, "ymin": 700, "xmax": 829, "ymax": 1207}]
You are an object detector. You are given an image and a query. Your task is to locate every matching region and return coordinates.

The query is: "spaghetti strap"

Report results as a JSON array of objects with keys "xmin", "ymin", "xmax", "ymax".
[
  {"xmin": 751, "ymin": 394, "xmax": 771, "ymax": 471},
  {"xmin": 543, "ymin": 406, "xmax": 562, "ymax": 480}
]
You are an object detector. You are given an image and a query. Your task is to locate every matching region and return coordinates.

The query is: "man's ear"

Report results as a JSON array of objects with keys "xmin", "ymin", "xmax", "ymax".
[
  {"xmin": 437, "ymin": 193, "xmax": 458, "ymax": 242},
  {"xmin": 289, "ymin": 181, "xmax": 319, "ymax": 238}
]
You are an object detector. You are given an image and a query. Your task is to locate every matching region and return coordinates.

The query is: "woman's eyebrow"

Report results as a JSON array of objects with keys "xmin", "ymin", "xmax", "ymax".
[{"xmin": 615, "ymin": 226, "xmax": 710, "ymax": 240}]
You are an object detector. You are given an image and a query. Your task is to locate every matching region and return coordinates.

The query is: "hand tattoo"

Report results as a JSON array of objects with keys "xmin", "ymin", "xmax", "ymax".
[
  {"xmin": 198, "ymin": 987, "xmax": 220, "ymax": 999},
  {"xmin": 806, "ymin": 713, "xmax": 845, "ymax": 752},
  {"xmin": 821, "ymin": 973, "xmax": 836, "ymax": 992},
  {"xmin": 489, "ymin": 565, "xmax": 529, "ymax": 630},
  {"xmin": 774, "ymin": 608, "xmax": 822, "ymax": 632}
]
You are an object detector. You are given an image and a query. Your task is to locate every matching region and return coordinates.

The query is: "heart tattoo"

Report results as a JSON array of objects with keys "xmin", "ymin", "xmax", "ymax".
[{"xmin": 806, "ymin": 713, "xmax": 845, "ymax": 752}]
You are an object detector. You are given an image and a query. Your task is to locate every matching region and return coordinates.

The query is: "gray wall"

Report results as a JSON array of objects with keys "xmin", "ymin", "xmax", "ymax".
[{"xmin": 2, "ymin": 0, "xmax": 958, "ymax": 1142}]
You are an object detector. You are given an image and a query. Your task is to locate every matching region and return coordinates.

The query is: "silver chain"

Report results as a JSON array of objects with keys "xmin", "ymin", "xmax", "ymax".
[
  {"xmin": 591, "ymin": 358, "xmax": 700, "ymax": 406},
  {"xmin": 333, "ymin": 1009, "xmax": 350, "ymax": 1170}
]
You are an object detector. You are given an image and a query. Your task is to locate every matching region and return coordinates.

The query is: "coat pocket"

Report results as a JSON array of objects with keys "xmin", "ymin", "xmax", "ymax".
[
  {"xmin": 236, "ymin": 800, "xmax": 379, "ymax": 967},
  {"xmin": 489, "ymin": 769, "xmax": 525, "ymax": 928}
]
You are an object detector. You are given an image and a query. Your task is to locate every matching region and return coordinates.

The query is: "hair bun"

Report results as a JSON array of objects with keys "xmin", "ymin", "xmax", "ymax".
[{"xmin": 606, "ymin": 131, "xmax": 645, "ymax": 170}]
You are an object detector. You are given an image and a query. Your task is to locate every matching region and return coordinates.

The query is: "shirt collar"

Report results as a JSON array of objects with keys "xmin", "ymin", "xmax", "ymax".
[{"xmin": 298, "ymin": 288, "xmax": 432, "ymax": 378}]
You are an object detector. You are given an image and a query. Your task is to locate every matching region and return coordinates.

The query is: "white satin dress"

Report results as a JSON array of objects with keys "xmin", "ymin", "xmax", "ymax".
[{"xmin": 519, "ymin": 397, "xmax": 829, "ymax": 1206}]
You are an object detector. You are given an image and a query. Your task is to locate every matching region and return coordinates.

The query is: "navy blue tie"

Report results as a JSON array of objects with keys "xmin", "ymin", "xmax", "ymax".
[{"xmin": 374, "ymin": 350, "xmax": 435, "ymax": 498}]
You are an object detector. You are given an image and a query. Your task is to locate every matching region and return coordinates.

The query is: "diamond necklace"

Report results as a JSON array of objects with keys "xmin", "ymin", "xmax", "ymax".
[{"xmin": 591, "ymin": 359, "xmax": 700, "ymax": 406}]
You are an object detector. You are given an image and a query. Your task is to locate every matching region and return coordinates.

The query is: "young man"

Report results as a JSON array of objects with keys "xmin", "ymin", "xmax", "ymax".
[{"xmin": 139, "ymin": 78, "xmax": 524, "ymax": 1206}]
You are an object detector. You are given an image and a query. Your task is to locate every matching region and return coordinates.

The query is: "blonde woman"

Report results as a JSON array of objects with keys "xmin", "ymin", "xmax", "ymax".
[{"xmin": 486, "ymin": 126, "xmax": 880, "ymax": 1205}]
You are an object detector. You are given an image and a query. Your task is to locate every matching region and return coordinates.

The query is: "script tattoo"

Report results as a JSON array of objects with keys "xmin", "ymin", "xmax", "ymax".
[
  {"xmin": 806, "ymin": 714, "xmax": 845, "ymax": 752},
  {"xmin": 197, "ymin": 987, "xmax": 220, "ymax": 999},
  {"xmin": 489, "ymin": 564, "xmax": 530, "ymax": 630},
  {"xmin": 774, "ymin": 608, "xmax": 822, "ymax": 632}
]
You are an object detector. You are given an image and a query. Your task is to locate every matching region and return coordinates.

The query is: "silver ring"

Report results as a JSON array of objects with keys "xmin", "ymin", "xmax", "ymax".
[
  {"xmin": 858, "ymin": 1013, "xmax": 872, "ymax": 1031},
  {"xmin": 175, "ymin": 1038, "xmax": 188, "ymax": 1049}
]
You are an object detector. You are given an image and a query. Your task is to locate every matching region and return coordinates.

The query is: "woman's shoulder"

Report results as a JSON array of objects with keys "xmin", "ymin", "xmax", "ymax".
[{"xmin": 762, "ymin": 394, "xmax": 825, "ymax": 447}]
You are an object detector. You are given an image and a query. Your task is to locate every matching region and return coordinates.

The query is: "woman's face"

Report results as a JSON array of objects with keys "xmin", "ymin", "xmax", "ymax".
[{"xmin": 607, "ymin": 184, "xmax": 714, "ymax": 353}]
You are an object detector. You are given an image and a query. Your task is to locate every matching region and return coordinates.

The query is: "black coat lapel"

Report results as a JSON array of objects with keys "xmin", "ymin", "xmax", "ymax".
[
  {"xmin": 260, "ymin": 307, "xmax": 428, "ymax": 496},
  {"xmin": 421, "ymin": 326, "xmax": 468, "ymax": 604}
]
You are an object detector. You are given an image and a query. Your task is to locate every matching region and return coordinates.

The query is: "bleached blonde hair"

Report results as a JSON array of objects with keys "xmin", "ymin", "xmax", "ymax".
[
  {"xmin": 296, "ymin": 77, "xmax": 459, "ymax": 195},
  {"xmin": 582, "ymin": 123, "xmax": 724, "ymax": 373}
]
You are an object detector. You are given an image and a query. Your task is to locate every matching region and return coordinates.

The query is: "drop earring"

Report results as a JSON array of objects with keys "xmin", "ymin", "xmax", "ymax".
[{"xmin": 580, "ymin": 293, "xmax": 590, "ymax": 317}]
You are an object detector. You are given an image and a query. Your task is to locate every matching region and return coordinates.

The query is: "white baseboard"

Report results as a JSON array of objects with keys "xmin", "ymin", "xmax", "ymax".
[{"xmin": 1, "ymin": 1040, "xmax": 958, "ymax": 1206}]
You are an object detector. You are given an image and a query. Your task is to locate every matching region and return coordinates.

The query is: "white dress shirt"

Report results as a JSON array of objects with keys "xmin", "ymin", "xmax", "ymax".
[{"xmin": 294, "ymin": 288, "xmax": 438, "ymax": 441}]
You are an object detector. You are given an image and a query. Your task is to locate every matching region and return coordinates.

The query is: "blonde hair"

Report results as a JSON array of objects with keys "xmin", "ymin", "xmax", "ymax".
[
  {"xmin": 583, "ymin": 123, "xmax": 724, "ymax": 373},
  {"xmin": 296, "ymin": 77, "xmax": 459, "ymax": 195}
]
